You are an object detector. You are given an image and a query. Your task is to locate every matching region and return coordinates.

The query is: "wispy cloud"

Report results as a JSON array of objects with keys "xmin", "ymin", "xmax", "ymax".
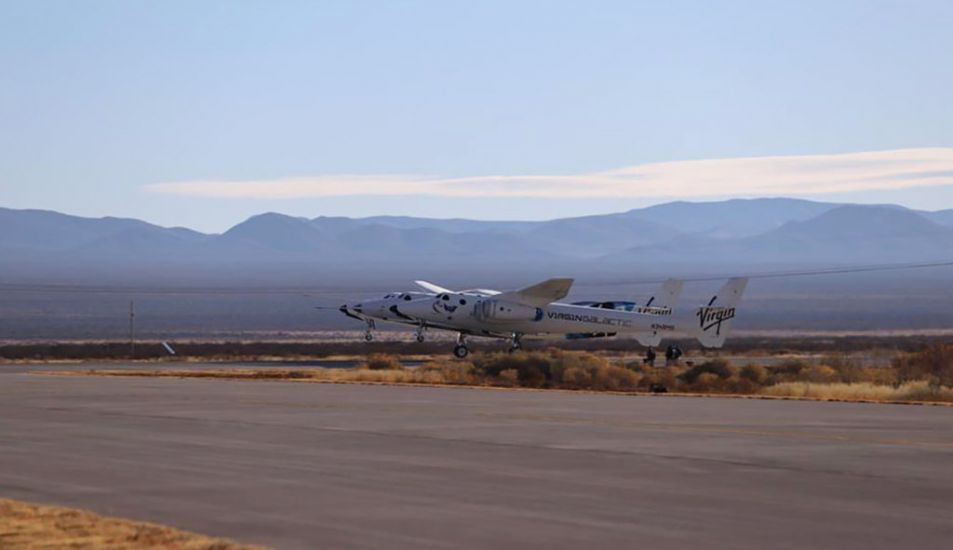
[{"xmin": 145, "ymin": 148, "xmax": 953, "ymax": 200}]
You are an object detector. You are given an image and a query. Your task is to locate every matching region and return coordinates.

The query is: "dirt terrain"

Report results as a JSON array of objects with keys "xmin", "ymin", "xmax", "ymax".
[{"xmin": 0, "ymin": 498, "xmax": 258, "ymax": 549}]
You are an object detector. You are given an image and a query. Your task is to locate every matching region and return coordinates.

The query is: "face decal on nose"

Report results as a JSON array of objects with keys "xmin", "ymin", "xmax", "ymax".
[{"xmin": 432, "ymin": 301, "xmax": 458, "ymax": 314}]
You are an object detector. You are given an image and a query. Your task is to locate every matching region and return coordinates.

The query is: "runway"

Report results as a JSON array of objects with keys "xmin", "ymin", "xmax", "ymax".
[{"xmin": 2, "ymin": 364, "xmax": 952, "ymax": 549}]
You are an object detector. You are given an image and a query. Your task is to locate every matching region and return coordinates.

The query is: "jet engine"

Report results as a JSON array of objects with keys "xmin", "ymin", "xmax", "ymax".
[{"xmin": 474, "ymin": 299, "xmax": 543, "ymax": 322}]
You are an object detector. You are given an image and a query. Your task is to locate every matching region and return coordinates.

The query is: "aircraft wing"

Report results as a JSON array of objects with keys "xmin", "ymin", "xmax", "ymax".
[
  {"xmin": 496, "ymin": 278, "xmax": 574, "ymax": 307},
  {"xmin": 462, "ymin": 288, "xmax": 501, "ymax": 296},
  {"xmin": 414, "ymin": 280, "xmax": 452, "ymax": 294}
]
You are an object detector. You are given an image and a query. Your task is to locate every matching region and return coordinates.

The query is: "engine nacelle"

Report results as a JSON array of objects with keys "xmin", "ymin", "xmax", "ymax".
[{"xmin": 475, "ymin": 299, "xmax": 543, "ymax": 322}]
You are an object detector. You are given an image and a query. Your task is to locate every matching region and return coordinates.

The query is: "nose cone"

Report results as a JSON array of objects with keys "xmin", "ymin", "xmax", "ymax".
[
  {"xmin": 365, "ymin": 299, "xmax": 389, "ymax": 317},
  {"xmin": 339, "ymin": 304, "xmax": 363, "ymax": 320}
]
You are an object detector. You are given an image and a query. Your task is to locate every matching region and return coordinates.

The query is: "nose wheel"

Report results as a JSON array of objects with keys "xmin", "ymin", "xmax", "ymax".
[
  {"xmin": 415, "ymin": 324, "xmax": 426, "ymax": 344},
  {"xmin": 363, "ymin": 320, "xmax": 376, "ymax": 342},
  {"xmin": 453, "ymin": 333, "xmax": 469, "ymax": 358}
]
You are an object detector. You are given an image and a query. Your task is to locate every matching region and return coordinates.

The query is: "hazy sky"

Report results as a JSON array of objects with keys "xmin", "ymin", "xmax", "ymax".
[{"xmin": 2, "ymin": 0, "xmax": 953, "ymax": 232}]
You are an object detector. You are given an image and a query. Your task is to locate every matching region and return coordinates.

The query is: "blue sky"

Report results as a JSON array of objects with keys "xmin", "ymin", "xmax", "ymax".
[{"xmin": 2, "ymin": 0, "xmax": 952, "ymax": 232}]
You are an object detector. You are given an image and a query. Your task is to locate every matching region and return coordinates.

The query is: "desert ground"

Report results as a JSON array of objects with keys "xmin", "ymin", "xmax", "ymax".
[{"xmin": 4, "ymin": 335, "xmax": 953, "ymax": 548}]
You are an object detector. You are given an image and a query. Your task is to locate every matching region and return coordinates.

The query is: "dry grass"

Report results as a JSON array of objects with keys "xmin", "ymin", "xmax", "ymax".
[
  {"xmin": 0, "ymin": 497, "xmax": 260, "ymax": 549},
  {"xmin": 67, "ymin": 366, "xmax": 476, "ymax": 386},
  {"xmin": 49, "ymin": 346, "xmax": 953, "ymax": 405},
  {"xmin": 762, "ymin": 381, "xmax": 953, "ymax": 403},
  {"xmin": 7, "ymin": 334, "xmax": 953, "ymax": 363},
  {"xmin": 363, "ymin": 353, "xmax": 403, "ymax": 370}
]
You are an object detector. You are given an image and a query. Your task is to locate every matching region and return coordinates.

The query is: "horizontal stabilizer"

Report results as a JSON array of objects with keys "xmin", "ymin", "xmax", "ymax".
[
  {"xmin": 497, "ymin": 277, "xmax": 574, "ymax": 307},
  {"xmin": 635, "ymin": 332, "xmax": 663, "ymax": 348}
]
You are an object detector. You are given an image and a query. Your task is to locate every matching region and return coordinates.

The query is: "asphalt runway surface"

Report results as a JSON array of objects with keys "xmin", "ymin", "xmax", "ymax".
[{"xmin": 2, "ymin": 364, "xmax": 953, "ymax": 549}]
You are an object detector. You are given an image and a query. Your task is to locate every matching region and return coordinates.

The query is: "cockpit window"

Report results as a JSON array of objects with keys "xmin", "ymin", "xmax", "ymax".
[
  {"xmin": 404, "ymin": 295, "xmax": 412, "ymax": 301},
  {"xmin": 441, "ymin": 294, "xmax": 450, "ymax": 301}
]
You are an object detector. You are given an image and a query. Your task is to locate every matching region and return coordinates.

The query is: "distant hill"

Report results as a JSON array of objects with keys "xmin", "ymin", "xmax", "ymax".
[
  {"xmin": 621, "ymin": 205, "xmax": 953, "ymax": 264},
  {"xmin": 0, "ymin": 208, "xmax": 204, "ymax": 253},
  {"xmin": 924, "ymin": 209, "xmax": 953, "ymax": 227},
  {"xmin": 1, "ymin": 199, "xmax": 951, "ymax": 283},
  {"xmin": 625, "ymin": 198, "xmax": 838, "ymax": 239},
  {"xmin": 223, "ymin": 213, "xmax": 329, "ymax": 253},
  {"xmin": 2, "ymin": 200, "xmax": 953, "ymax": 337}
]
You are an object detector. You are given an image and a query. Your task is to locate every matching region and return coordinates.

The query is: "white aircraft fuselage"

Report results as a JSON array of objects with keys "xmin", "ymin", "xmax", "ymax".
[
  {"xmin": 337, "ymin": 277, "xmax": 745, "ymax": 357},
  {"xmin": 396, "ymin": 293, "xmax": 685, "ymax": 343}
]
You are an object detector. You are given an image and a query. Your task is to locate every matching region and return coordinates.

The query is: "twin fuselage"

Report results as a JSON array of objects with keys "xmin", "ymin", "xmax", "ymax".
[
  {"xmin": 411, "ymin": 293, "xmax": 676, "ymax": 336},
  {"xmin": 344, "ymin": 290, "xmax": 680, "ymax": 346},
  {"xmin": 339, "ymin": 276, "xmax": 747, "ymax": 354}
]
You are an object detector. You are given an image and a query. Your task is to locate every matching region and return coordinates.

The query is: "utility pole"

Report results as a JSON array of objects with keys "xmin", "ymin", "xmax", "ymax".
[{"xmin": 129, "ymin": 300, "xmax": 136, "ymax": 358}]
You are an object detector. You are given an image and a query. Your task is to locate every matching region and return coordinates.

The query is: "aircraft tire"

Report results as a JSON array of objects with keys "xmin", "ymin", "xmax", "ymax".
[
  {"xmin": 453, "ymin": 345, "xmax": 469, "ymax": 359},
  {"xmin": 364, "ymin": 333, "xmax": 374, "ymax": 342},
  {"xmin": 416, "ymin": 334, "xmax": 425, "ymax": 343}
]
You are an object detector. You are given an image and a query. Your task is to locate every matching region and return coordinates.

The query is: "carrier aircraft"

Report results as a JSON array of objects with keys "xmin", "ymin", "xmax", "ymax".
[
  {"xmin": 339, "ymin": 279, "xmax": 682, "ymax": 349},
  {"xmin": 338, "ymin": 277, "xmax": 746, "ymax": 358}
]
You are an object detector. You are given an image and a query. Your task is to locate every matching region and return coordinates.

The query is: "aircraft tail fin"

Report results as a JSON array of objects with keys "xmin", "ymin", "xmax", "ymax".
[
  {"xmin": 642, "ymin": 278, "xmax": 683, "ymax": 312},
  {"xmin": 629, "ymin": 279, "xmax": 684, "ymax": 347},
  {"xmin": 694, "ymin": 277, "xmax": 748, "ymax": 348}
]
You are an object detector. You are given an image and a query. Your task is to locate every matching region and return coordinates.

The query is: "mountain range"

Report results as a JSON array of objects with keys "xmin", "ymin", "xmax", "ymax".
[
  {"xmin": 3, "ymin": 197, "xmax": 953, "ymax": 337},
  {"xmin": 2, "ymin": 198, "xmax": 952, "ymax": 284}
]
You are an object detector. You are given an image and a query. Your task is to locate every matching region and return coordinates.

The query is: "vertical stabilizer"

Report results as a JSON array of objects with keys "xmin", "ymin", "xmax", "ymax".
[
  {"xmin": 695, "ymin": 277, "xmax": 748, "ymax": 348},
  {"xmin": 643, "ymin": 278, "xmax": 683, "ymax": 311}
]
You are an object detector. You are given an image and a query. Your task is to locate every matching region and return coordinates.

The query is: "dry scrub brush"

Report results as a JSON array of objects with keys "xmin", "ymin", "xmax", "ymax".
[
  {"xmin": 364, "ymin": 353, "xmax": 403, "ymax": 370},
  {"xmin": 763, "ymin": 381, "xmax": 953, "ymax": 402},
  {"xmin": 76, "ymin": 345, "xmax": 953, "ymax": 403},
  {"xmin": 470, "ymin": 349, "xmax": 643, "ymax": 391},
  {"xmin": 893, "ymin": 344, "xmax": 953, "ymax": 388},
  {"xmin": 0, "ymin": 497, "xmax": 258, "ymax": 549}
]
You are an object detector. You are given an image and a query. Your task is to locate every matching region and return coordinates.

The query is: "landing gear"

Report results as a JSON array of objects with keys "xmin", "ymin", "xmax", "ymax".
[
  {"xmin": 645, "ymin": 346, "xmax": 666, "ymax": 392},
  {"xmin": 415, "ymin": 324, "xmax": 426, "ymax": 344},
  {"xmin": 363, "ymin": 320, "xmax": 376, "ymax": 342},
  {"xmin": 508, "ymin": 333, "xmax": 523, "ymax": 353},
  {"xmin": 664, "ymin": 344, "xmax": 683, "ymax": 366},
  {"xmin": 453, "ymin": 333, "xmax": 469, "ymax": 359}
]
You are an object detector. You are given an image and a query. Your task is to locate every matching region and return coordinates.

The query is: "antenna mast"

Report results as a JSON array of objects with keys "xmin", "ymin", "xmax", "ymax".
[{"xmin": 129, "ymin": 300, "xmax": 136, "ymax": 358}]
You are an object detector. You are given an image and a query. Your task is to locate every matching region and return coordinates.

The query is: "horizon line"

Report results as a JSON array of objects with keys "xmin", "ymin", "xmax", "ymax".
[{"xmin": 2, "ymin": 195, "xmax": 948, "ymax": 233}]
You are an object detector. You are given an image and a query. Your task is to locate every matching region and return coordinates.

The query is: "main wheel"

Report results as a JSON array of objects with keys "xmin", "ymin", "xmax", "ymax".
[
  {"xmin": 453, "ymin": 345, "xmax": 469, "ymax": 359},
  {"xmin": 416, "ymin": 333, "xmax": 425, "ymax": 343},
  {"xmin": 364, "ymin": 332, "xmax": 374, "ymax": 342}
]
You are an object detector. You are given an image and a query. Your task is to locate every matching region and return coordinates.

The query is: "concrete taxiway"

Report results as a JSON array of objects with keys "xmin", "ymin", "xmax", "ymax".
[{"xmin": 1, "ymin": 364, "xmax": 952, "ymax": 549}]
